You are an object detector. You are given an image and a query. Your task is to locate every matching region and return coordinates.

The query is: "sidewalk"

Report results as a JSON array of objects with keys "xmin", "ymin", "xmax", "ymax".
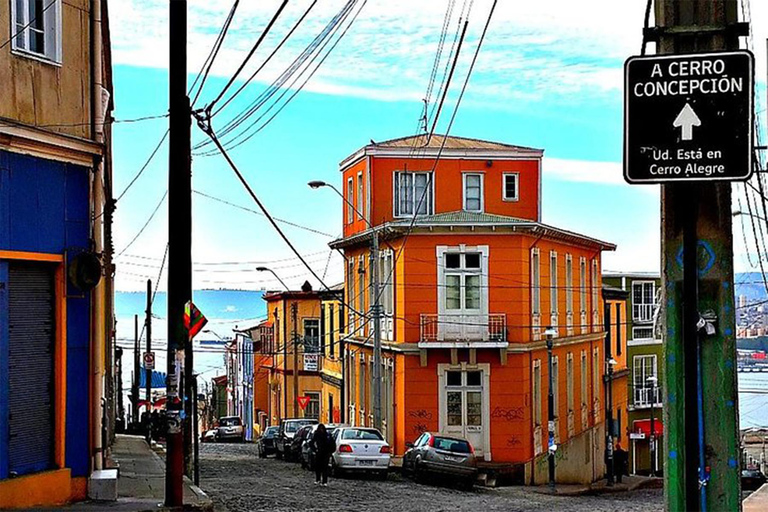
[
  {"xmin": 22, "ymin": 435, "xmax": 212, "ymax": 512},
  {"xmin": 744, "ymin": 482, "xmax": 768, "ymax": 512},
  {"xmin": 531, "ymin": 475, "xmax": 662, "ymax": 496}
]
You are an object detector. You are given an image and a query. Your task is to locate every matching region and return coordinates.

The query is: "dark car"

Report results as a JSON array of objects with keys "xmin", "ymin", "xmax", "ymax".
[
  {"xmin": 256, "ymin": 426, "xmax": 280, "ymax": 458},
  {"xmin": 403, "ymin": 432, "xmax": 478, "ymax": 490},
  {"xmin": 742, "ymin": 468, "xmax": 767, "ymax": 491},
  {"xmin": 275, "ymin": 418, "xmax": 318, "ymax": 461},
  {"xmin": 291, "ymin": 425, "xmax": 315, "ymax": 466},
  {"xmin": 302, "ymin": 424, "xmax": 347, "ymax": 470}
]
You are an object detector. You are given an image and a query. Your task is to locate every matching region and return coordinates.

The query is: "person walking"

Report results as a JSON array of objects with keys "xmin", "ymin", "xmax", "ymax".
[
  {"xmin": 312, "ymin": 424, "xmax": 335, "ymax": 486},
  {"xmin": 614, "ymin": 442, "xmax": 627, "ymax": 483}
]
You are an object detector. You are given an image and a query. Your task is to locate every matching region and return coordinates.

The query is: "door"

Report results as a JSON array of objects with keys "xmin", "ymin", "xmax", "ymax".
[
  {"xmin": 8, "ymin": 262, "xmax": 56, "ymax": 476},
  {"xmin": 441, "ymin": 369, "xmax": 486, "ymax": 458},
  {"xmin": 439, "ymin": 252, "xmax": 487, "ymax": 341}
]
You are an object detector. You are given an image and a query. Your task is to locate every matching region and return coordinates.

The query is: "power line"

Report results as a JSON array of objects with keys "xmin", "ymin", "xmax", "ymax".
[
  {"xmin": 190, "ymin": 0, "xmax": 241, "ymax": 106},
  {"xmin": 0, "ymin": 0, "xmax": 57, "ymax": 51},
  {"xmin": 115, "ymin": 130, "xmax": 169, "ymax": 202},
  {"xmin": 115, "ymin": 191, "xmax": 168, "ymax": 258}
]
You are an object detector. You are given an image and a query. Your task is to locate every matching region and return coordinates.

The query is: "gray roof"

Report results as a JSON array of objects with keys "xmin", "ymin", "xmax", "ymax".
[
  {"xmin": 388, "ymin": 211, "xmax": 531, "ymax": 226},
  {"xmin": 369, "ymin": 134, "xmax": 542, "ymax": 153}
]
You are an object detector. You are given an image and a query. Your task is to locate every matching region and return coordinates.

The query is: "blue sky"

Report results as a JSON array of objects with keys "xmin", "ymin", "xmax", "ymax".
[{"xmin": 109, "ymin": 0, "xmax": 768, "ymax": 291}]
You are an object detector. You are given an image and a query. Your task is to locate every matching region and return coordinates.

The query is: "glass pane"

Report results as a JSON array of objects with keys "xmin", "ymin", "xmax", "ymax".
[
  {"xmin": 400, "ymin": 173, "xmax": 413, "ymax": 215},
  {"xmin": 467, "ymin": 392, "xmax": 482, "ymax": 426},
  {"xmin": 445, "ymin": 253, "xmax": 460, "ymax": 268},
  {"xmin": 415, "ymin": 173, "xmax": 428, "ymax": 215},
  {"xmin": 466, "ymin": 371, "xmax": 481, "ymax": 387},
  {"xmin": 466, "ymin": 197, "xmax": 481, "ymax": 211},
  {"xmin": 446, "ymin": 275, "xmax": 461, "ymax": 310},
  {"xmin": 447, "ymin": 392, "xmax": 462, "ymax": 426},
  {"xmin": 446, "ymin": 371, "xmax": 461, "ymax": 386},
  {"xmin": 505, "ymin": 175, "xmax": 517, "ymax": 199},
  {"xmin": 465, "ymin": 275, "xmax": 480, "ymax": 310},
  {"xmin": 465, "ymin": 253, "xmax": 480, "ymax": 269}
]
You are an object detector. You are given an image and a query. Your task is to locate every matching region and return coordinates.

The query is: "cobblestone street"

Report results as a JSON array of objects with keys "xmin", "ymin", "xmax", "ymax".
[{"xmin": 200, "ymin": 443, "xmax": 664, "ymax": 512}]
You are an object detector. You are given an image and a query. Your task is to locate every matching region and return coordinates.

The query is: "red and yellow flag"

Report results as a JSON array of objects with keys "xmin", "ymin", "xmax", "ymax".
[{"xmin": 184, "ymin": 300, "xmax": 208, "ymax": 340}]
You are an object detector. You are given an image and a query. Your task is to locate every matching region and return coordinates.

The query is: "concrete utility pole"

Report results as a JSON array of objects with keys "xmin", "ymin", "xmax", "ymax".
[
  {"xmin": 132, "ymin": 314, "xmax": 139, "ymax": 425},
  {"xmin": 145, "ymin": 279, "xmax": 152, "ymax": 408},
  {"xmin": 653, "ymin": 1, "xmax": 746, "ymax": 509},
  {"xmin": 292, "ymin": 302, "xmax": 299, "ymax": 417},
  {"xmin": 166, "ymin": 0, "xmax": 192, "ymax": 506}
]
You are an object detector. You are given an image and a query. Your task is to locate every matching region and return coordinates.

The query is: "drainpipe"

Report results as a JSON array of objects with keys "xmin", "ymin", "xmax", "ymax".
[{"xmin": 90, "ymin": 0, "xmax": 106, "ymax": 471}]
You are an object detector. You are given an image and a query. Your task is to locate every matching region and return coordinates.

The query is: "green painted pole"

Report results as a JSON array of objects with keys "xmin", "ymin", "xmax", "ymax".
[{"xmin": 656, "ymin": 1, "xmax": 744, "ymax": 510}]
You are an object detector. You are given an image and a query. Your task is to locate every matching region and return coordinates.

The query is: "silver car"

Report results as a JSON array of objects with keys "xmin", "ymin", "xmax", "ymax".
[
  {"xmin": 330, "ymin": 427, "xmax": 390, "ymax": 479},
  {"xmin": 216, "ymin": 416, "xmax": 244, "ymax": 442},
  {"xmin": 403, "ymin": 432, "xmax": 478, "ymax": 490}
]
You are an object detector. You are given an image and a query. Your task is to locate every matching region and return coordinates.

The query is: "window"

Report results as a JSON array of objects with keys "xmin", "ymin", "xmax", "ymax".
[
  {"xmin": 566, "ymin": 353, "xmax": 574, "ymax": 412},
  {"xmin": 379, "ymin": 251, "xmax": 393, "ymax": 315},
  {"xmin": 581, "ymin": 350, "xmax": 588, "ymax": 407},
  {"xmin": 463, "ymin": 173, "xmax": 483, "ymax": 212},
  {"xmin": 358, "ymin": 256, "xmax": 365, "ymax": 328},
  {"xmin": 328, "ymin": 305, "xmax": 335, "ymax": 358},
  {"xmin": 349, "ymin": 352, "xmax": 357, "ymax": 410},
  {"xmin": 633, "ymin": 327, "xmax": 654, "ymax": 340},
  {"xmin": 591, "ymin": 259, "xmax": 599, "ymax": 315},
  {"xmin": 632, "ymin": 281, "xmax": 656, "ymax": 322},
  {"xmin": 359, "ymin": 357, "xmax": 366, "ymax": 414},
  {"xmin": 579, "ymin": 258, "xmax": 587, "ymax": 313},
  {"xmin": 616, "ymin": 408, "xmax": 622, "ymax": 438},
  {"xmin": 550, "ymin": 251, "xmax": 558, "ymax": 314},
  {"xmin": 565, "ymin": 255, "xmax": 573, "ymax": 316},
  {"xmin": 357, "ymin": 171, "xmax": 364, "ymax": 221},
  {"xmin": 11, "ymin": 0, "xmax": 61, "ymax": 62},
  {"xmin": 502, "ymin": 173, "xmax": 519, "ymax": 201},
  {"xmin": 347, "ymin": 177, "xmax": 354, "ymax": 223},
  {"xmin": 305, "ymin": 392, "xmax": 320, "ymax": 419},
  {"xmin": 633, "ymin": 355, "xmax": 659, "ymax": 407},
  {"xmin": 552, "ymin": 356, "xmax": 559, "ymax": 417},
  {"xmin": 592, "ymin": 347, "xmax": 600, "ymax": 414},
  {"xmin": 531, "ymin": 248, "xmax": 540, "ymax": 315},
  {"xmin": 444, "ymin": 252, "xmax": 482, "ymax": 311},
  {"xmin": 615, "ymin": 304, "xmax": 622, "ymax": 356},
  {"xmin": 348, "ymin": 259, "xmax": 355, "ymax": 329},
  {"xmin": 394, "ymin": 171, "xmax": 433, "ymax": 216},
  {"xmin": 533, "ymin": 360, "xmax": 542, "ymax": 425}
]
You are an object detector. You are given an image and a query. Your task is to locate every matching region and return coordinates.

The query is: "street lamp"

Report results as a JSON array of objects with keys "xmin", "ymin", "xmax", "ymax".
[
  {"xmin": 606, "ymin": 357, "xmax": 618, "ymax": 486},
  {"xmin": 309, "ymin": 179, "xmax": 384, "ymax": 431},
  {"xmin": 544, "ymin": 326, "xmax": 558, "ymax": 490},
  {"xmin": 647, "ymin": 374, "xmax": 659, "ymax": 477},
  {"xmin": 256, "ymin": 266, "xmax": 289, "ymax": 291}
]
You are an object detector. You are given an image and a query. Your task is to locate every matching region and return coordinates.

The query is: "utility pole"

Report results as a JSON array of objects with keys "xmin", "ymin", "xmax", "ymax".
[
  {"xmin": 370, "ymin": 230, "xmax": 382, "ymax": 430},
  {"xmin": 545, "ymin": 327, "xmax": 556, "ymax": 490},
  {"xmin": 166, "ymin": 0, "xmax": 192, "ymax": 506},
  {"xmin": 145, "ymin": 279, "xmax": 152, "ymax": 409},
  {"xmin": 292, "ymin": 303, "xmax": 298, "ymax": 417},
  {"xmin": 652, "ymin": 1, "xmax": 746, "ymax": 509},
  {"xmin": 132, "ymin": 314, "xmax": 139, "ymax": 426}
]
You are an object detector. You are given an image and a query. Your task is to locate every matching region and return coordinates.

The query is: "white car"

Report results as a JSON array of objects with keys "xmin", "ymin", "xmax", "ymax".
[{"xmin": 330, "ymin": 427, "xmax": 390, "ymax": 479}]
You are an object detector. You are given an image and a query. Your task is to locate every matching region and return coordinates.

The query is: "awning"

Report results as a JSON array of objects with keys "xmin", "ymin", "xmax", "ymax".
[
  {"xmin": 633, "ymin": 419, "xmax": 664, "ymax": 437},
  {"xmin": 139, "ymin": 368, "xmax": 167, "ymax": 389}
]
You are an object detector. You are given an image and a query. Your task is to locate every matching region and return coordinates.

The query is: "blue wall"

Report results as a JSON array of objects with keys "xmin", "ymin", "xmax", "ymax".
[{"xmin": 0, "ymin": 150, "xmax": 92, "ymax": 478}]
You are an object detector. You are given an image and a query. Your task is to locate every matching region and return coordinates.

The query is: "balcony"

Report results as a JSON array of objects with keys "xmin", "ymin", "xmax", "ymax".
[
  {"xmin": 633, "ymin": 304, "xmax": 655, "ymax": 323},
  {"xmin": 633, "ymin": 386, "xmax": 662, "ymax": 408},
  {"xmin": 419, "ymin": 313, "xmax": 507, "ymax": 346}
]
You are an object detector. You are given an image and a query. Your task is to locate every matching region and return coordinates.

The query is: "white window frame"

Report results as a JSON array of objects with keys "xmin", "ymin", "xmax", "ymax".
[
  {"xmin": 579, "ymin": 257, "xmax": 587, "ymax": 333},
  {"xmin": 632, "ymin": 281, "xmax": 656, "ymax": 323},
  {"xmin": 632, "ymin": 326, "xmax": 655, "ymax": 341},
  {"xmin": 393, "ymin": 171, "xmax": 433, "ymax": 217},
  {"xmin": 565, "ymin": 254, "xmax": 573, "ymax": 334},
  {"xmin": 632, "ymin": 354, "xmax": 660, "ymax": 407},
  {"xmin": 10, "ymin": 0, "xmax": 62, "ymax": 64},
  {"xmin": 533, "ymin": 359, "xmax": 542, "ymax": 426},
  {"xmin": 302, "ymin": 318, "xmax": 320, "ymax": 353},
  {"xmin": 550, "ymin": 251, "xmax": 558, "ymax": 315},
  {"xmin": 357, "ymin": 171, "xmax": 364, "ymax": 221},
  {"xmin": 462, "ymin": 172, "xmax": 484, "ymax": 213},
  {"xmin": 502, "ymin": 172, "xmax": 519, "ymax": 202},
  {"xmin": 346, "ymin": 177, "xmax": 354, "ymax": 224},
  {"xmin": 552, "ymin": 355, "xmax": 559, "ymax": 418},
  {"xmin": 437, "ymin": 247, "xmax": 487, "ymax": 314},
  {"xmin": 566, "ymin": 352, "xmax": 574, "ymax": 413},
  {"xmin": 531, "ymin": 248, "xmax": 540, "ymax": 316},
  {"xmin": 357, "ymin": 255, "xmax": 365, "ymax": 332}
]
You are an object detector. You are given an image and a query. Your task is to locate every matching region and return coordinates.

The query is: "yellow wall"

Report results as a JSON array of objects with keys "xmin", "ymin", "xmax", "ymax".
[{"xmin": 0, "ymin": 470, "xmax": 85, "ymax": 509}]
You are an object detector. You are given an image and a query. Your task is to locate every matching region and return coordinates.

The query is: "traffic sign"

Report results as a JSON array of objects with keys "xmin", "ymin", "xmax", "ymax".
[
  {"xmin": 297, "ymin": 396, "xmax": 310, "ymax": 411},
  {"xmin": 624, "ymin": 51, "xmax": 753, "ymax": 183},
  {"xmin": 143, "ymin": 351, "xmax": 155, "ymax": 370}
]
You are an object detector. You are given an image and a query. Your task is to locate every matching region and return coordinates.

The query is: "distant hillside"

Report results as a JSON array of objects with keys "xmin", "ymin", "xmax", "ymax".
[{"xmin": 736, "ymin": 272, "xmax": 768, "ymax": 304}]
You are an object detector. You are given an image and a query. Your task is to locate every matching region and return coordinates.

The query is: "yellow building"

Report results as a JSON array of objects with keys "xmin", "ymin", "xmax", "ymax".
[
  {"xmin": 319, "ymin": 285, "xmax": 345, "ymax": 424},
  {"xmin": 603, "ymin": 285, "xmax": 630, "ymax": 471}
]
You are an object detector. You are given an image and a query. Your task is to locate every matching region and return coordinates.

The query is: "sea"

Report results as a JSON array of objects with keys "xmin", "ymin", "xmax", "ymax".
[{"xmin": 738, "ymin": 371, "xmax": 768, "ymax": 429}]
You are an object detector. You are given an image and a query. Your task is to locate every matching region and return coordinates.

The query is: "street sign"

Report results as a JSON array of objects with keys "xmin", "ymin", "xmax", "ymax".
[
  {"xmin": 303, "ymin": 353, "xmax": 319, "ymax": 372},
  {"xmin": 143, "ymin": 351, "xmax": 155, "ymax": 370},
  {"xmin": 629, "ymin": 432, "xmax": 646, "ymax": 440},
  {"xmin": 624, "ymin": 51, "xmax": 753, "ymax": 183},
  {"xmin": 297, "ymin": 396, "xmax": 310, "ymax": 411}
]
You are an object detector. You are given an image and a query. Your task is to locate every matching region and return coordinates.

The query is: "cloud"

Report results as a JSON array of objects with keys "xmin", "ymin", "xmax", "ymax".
[{"xmin": 224, "ymin": 305, "xmax": 238, "ymax": 313}]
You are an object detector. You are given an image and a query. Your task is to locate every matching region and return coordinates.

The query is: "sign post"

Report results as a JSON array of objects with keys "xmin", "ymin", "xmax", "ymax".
[{"xmin": 624, "ymin": 51, "xmax": 753, "ymax": 184}]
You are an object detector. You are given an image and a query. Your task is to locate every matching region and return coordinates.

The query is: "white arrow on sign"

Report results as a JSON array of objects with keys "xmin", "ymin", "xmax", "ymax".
[{"xmin": 673, "ymin": 102, "xmax": 701, "ymax": 141}]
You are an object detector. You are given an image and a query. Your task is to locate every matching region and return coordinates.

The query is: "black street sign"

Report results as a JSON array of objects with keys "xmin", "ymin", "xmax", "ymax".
[{"xmin": 624, "ymin": 51, "xmax": 753, "ymax": 184}]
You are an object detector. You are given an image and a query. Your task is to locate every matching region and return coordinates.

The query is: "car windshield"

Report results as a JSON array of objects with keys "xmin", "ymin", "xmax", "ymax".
[
  {"xmin": 285, "ymin": 420, "xmax": 315, "ymax": 433},
  {"xmin": 220, "ymin": 417, "xmax": 241, "ymax": 427},
  {"xmin": 433, "ymin": 436, "xmax": 471, "ymax": 453},
  {"xmin": 265, "ymin": 427, "xmax": 278, "ymax": 436},
  {"xmin": 342, "ymin": 428, "xmax": 383, "ymax": 441}
]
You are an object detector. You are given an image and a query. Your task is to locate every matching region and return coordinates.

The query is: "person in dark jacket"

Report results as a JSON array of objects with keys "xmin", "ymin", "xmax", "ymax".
[
  {"xmin": 614, "ymin": 442, "xmax": 628, "ymax": 483},
  {"xmin": 312, "ymin": 424, "xmax": 335, "ymax": 486}
]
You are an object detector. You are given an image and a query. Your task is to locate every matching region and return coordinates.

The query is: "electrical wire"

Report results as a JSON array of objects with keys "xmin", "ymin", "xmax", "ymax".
[
  {"xmin": 115, "ymin": 191, "xmax": 168, "ymax": 258},
  {"xmin": 190, "ymin": 0, "xmax": 241, "ymax": 106},
  {"xmin": 0, "ymin": 0, "xmax": 57, "ymax": 51}
]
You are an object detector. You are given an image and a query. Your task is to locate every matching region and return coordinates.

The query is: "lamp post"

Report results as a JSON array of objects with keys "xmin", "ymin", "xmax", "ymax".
[
  {"xmin": 256, "ymin": 266, "xmax": 289, "ymax": 291},
  {"xmin": 309, "ymin": 180, "xmax": 383, "ymax": 431},
  {"xmin": 605, "ymin": 357, "xmax": 617, "ymax": 486},
  {"xmin": 647, "ymin": 375, "xmax": 658, "ymax": 477},
  {"xmin": 544, "ymin": 326, "xmax": 558, "ymax": 490}
]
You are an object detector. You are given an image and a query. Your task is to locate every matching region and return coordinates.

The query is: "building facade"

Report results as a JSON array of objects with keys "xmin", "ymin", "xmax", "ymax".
[
  {"xmin": 319, "ymin": 286, "xmax": 345, "ymax": 425},
  {"xmin": 330, "ymin": 135, "xmax": 615, "ymax": 484},
  {"xmin": 603, "ymin": 272, "xmax": 663, "ymax": 476},
  {"xmin": 603, "ymin": 285, "xmax": 630, "ymax": 473},
  {"xmin": 0, "ymin": 0, "xmax": 114, "ymax": 507}
]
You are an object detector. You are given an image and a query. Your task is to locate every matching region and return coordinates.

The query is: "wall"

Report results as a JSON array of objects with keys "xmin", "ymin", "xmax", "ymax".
[
  {"xmin": 0, "ymin": 0, "xmax": 93, "ymax": 140},
  {"xmin": 531, "ymin": 424, "xmax": 605, "ymax": 485}
]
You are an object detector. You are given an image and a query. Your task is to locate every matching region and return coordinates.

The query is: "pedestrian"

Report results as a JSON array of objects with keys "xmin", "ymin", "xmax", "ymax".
[
  {"xmin": 312, "ymin": 424, "xmax": 336, "ymax": 486},
  {"xmin": 614, "ymin": 442, "xmax": 627, "ymax": 483}
]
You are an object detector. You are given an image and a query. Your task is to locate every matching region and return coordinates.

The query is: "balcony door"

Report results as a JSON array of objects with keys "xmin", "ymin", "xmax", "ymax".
[{"xmin": 436, "ymin": 246, "xmax": 489, "ymax": 341}]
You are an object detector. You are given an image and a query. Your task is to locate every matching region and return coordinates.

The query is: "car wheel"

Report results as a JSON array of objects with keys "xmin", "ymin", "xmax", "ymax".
[
  {"xmin": 462, "ymin": 477, "xmax": 474, "ymax": 491},
  {"xmin": 258, "ymin": 446, "xmax": 266, "ymax": 458},
  {"xmin": 377, "ymin": 470, "xmax": 388, "ymax": 481},
  {"xmin": 275, "ymin": 450, "xmax": 283, "ymax": 460}
]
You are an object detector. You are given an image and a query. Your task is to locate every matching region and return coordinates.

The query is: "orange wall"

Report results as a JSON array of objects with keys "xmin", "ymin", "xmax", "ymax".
[{"xmin": 341, "ymin": 156, "xmax": 541, "ymax": 239}]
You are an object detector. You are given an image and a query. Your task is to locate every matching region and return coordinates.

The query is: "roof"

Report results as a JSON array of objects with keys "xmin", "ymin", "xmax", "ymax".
[
  {"xmin": 212, "ymin": 375, "xmax": 228, "ymax": 385},
  {"xmin": 339, "ymin": 134, "xmax": 544, "ymax": 170},
  {"xmin": 329, "ymin": 211, "xmax": 615, "ymax": 252},
  {"xmin": 602, "ymin": 284, "xmax": 629, "ymax": 299},
  {"xmin": 603, "ymin": 270, "xmax": 661, "ymax": 279}
]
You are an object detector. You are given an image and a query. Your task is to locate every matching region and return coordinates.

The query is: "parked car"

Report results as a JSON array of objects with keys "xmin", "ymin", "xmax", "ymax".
[
  {"xmin": 301, "ymin": 424, "xmax": 348, "ymax": 470},
  {"xmin": 275, "ymin": 418, "xmax": 318, "ymax": 460},
  {"xmin": 202, "ymin": 429, "xmax": 217, "ymax": 443},
  {"xmin": 256, "ymin": 426, "xmax": 280, "ymax": 458},
  {"xmin": 216, "ymin": 416, "xmax": 244, "ymax": 442},
  {"xmin": 291, "ymin": 425, "xmax": 315, "ymax": 467},
  {"xmin": 330, "ymin": 427, "xmax": 390, "ymax": 479},
  {"xmin": 741, "ymin": 468, "xmax": 767, "ymax": 491},
  {"xmin": 403, "ymin": 432, "xmax": 477, "ymax": 490}
]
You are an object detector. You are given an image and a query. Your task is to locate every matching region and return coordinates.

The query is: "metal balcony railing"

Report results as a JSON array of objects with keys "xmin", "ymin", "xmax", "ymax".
[
  {"xmin": 633, "ymin": 386, "xmax": 662, "ymax": 407},
  {"xmin": 633, "ymin": 303, "xmax": 655, "ymax": 323},
  {"xmin": 420, "ymin": 313, "xmax": 506, "ymax": 342}
]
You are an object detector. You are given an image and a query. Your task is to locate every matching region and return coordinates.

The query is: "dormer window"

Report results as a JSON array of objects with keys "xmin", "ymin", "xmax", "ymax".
[
  {"xmin": 463, "ymin": 173, "xmax": 483, "ymax": 212},
  {"xmin": 394, "ymin": 171, "xmax": 433, "ymax": 217}
]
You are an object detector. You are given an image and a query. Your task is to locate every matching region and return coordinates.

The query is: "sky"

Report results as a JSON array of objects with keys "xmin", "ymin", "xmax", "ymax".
[{"xmin": 108, "ymin": 0, "xmax": 768, "ymax": 292}]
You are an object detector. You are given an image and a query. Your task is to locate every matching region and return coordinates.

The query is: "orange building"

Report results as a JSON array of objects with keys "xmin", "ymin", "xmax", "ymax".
[
  {"xmin": 330, "ymin": 135, "xmax": 616, "ymax": 484},
  {"xmin": 602, "ymin": 285, "xmax": 630, "ymax": 474}
]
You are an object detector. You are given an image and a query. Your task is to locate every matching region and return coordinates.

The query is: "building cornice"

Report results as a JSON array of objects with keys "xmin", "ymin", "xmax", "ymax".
[
  {"xmin": 0, "ymin": 119, "xmax": 103, "ymax": 166},
  {"xmin": 339, "ymin": 147, "xmax": 544, "ymax": 172}
]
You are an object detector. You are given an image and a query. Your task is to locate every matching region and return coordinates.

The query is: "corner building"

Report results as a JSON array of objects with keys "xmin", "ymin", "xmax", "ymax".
[{"xmin": 331, "ymin": 135, "xmax": 615, "ymax": 484}]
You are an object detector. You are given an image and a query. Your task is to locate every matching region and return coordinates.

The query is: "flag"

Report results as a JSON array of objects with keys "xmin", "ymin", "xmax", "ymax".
[{"xmin": 185, "ymin": 300, "xmax": 208, "ymax": 340}]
